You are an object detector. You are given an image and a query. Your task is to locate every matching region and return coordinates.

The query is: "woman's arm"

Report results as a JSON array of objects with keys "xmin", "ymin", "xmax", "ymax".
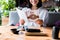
[
  {"xmin": 35, "ymin": 9, "xmax": 48, "ymax": 25},
  {"xmin": 17, "ymin": 8, "xmax": 28, "ymax": 25}
]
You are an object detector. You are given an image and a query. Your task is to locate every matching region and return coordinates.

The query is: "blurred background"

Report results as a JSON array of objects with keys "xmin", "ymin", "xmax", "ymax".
[{"xmin": 0, "ymin": 0, "xmax": 60, "ymax": 26}]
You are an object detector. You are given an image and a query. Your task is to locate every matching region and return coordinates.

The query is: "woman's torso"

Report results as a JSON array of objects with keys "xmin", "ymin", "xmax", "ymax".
[{"xmin": 22, "ymin": 7, "xmax": 47, "ymax": 22}]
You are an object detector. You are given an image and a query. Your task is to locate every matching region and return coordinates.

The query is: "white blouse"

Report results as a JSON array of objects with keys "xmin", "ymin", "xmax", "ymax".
[
  {"xmin": 21, "ymin": 7, "xmax": 48, "ymax": 22},
  {"xmin": 17, "ymin": 7, "xmax": 48, "ymax": 28}
]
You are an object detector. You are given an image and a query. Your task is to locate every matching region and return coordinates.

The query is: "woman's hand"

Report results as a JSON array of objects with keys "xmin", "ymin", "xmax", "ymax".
[
  {"xmin": 20, "ymin": 19, "xmax": 25, "ymax": 25},
  {"xmin": 35, "ymin": 19, "xmax": 43, "ymax": 25},
  {"xmin": 27, "ymin": 14, "xmax": 39, "ymax": 20}
]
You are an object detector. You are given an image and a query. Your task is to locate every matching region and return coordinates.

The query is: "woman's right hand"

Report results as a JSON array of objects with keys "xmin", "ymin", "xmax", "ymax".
[{"xmin": 20, "ymin": 19, "xmax": 25, "ymax": 25}]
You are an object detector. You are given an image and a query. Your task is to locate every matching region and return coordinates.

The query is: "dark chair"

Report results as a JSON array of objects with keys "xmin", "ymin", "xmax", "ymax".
[{"xmin": 44, "ymin": 12, "xmax": 60, "ymax": 27}]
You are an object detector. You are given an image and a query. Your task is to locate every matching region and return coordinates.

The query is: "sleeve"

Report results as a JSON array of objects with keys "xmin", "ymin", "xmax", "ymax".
[
  {"xmin": 42, "ymin": 10, "xmax": 48, "ymax": 22},
  {"xmin": 20, "ymin": 8, "xmax": 28, "ymax": 22},
  {"xmin": 16, "ymin": 7, "xmax": 28, "ymax": 22},
  {"xmin": 16, "ymin": 8, "xmax": 24, "ymax": 20},
  {"xmin": 39, "ymin": 9, "xmax": 48, "ymax": 22},
  {"xmin": 42, "ymin": 10, "xmax": 48, "ymax": 27}
]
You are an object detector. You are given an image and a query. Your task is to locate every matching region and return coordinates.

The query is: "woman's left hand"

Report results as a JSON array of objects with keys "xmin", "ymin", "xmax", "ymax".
[{"xmin": 35, "ymin": 19, "xmax": 43, "ymax": 25}]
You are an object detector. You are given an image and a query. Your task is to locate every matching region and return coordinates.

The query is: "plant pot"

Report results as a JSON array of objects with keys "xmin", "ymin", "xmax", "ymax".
[{"xmin": 2, "ymin": 17, "xmax": 9, "ymax": 26}]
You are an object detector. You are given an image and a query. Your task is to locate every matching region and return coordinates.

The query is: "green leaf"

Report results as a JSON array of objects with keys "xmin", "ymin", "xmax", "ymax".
[{"xmin": 3, "ymin": 10, "xmax": 9, "ymax": 17}]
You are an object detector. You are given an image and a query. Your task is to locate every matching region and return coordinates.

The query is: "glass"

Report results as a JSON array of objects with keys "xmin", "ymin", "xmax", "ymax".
[
  {"xmin": 41, "ymin": 23, "xmax": 46, "ymax": 33},
  {"xmin": 16, "ymin": 25, "xmax": 25, "ymax": 40},
  {"xmin": 17, "ymin": 25, "xmax": 24, "ymax": 31},
  {"xmin": 17, "ymin": 31, "xmax": 25, "ymax": 40}
]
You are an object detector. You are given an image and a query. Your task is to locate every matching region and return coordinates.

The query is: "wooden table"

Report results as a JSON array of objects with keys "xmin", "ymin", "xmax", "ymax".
[{"xmin": 0, "ymin": 26, "xmax": 53, "ymax": 40}]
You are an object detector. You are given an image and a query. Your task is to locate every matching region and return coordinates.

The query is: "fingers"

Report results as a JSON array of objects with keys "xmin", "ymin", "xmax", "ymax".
[{"xmin": 20, "ymin": 19, "xmax": 25, "ymax": 25}]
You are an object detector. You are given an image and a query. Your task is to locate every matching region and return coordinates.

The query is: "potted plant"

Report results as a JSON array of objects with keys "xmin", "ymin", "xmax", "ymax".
[
  {"xmin": 0, "ymin": 0, "xmax": 16, "ymax": 17},
  {"xmin": 0, "ymin": 0, "xmax": 16, "ymax": 25}
]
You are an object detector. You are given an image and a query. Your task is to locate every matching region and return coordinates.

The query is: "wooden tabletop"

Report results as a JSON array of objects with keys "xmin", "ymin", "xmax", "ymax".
[{"xmin": 0, "ymin": 26, "xmax": 53, "ymax": 40}]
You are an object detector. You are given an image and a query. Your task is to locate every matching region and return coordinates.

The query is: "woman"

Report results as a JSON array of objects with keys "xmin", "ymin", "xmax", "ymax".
[{"xmin": 19, "ymin": 0, "xmax": 48, "ymax": 29}]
